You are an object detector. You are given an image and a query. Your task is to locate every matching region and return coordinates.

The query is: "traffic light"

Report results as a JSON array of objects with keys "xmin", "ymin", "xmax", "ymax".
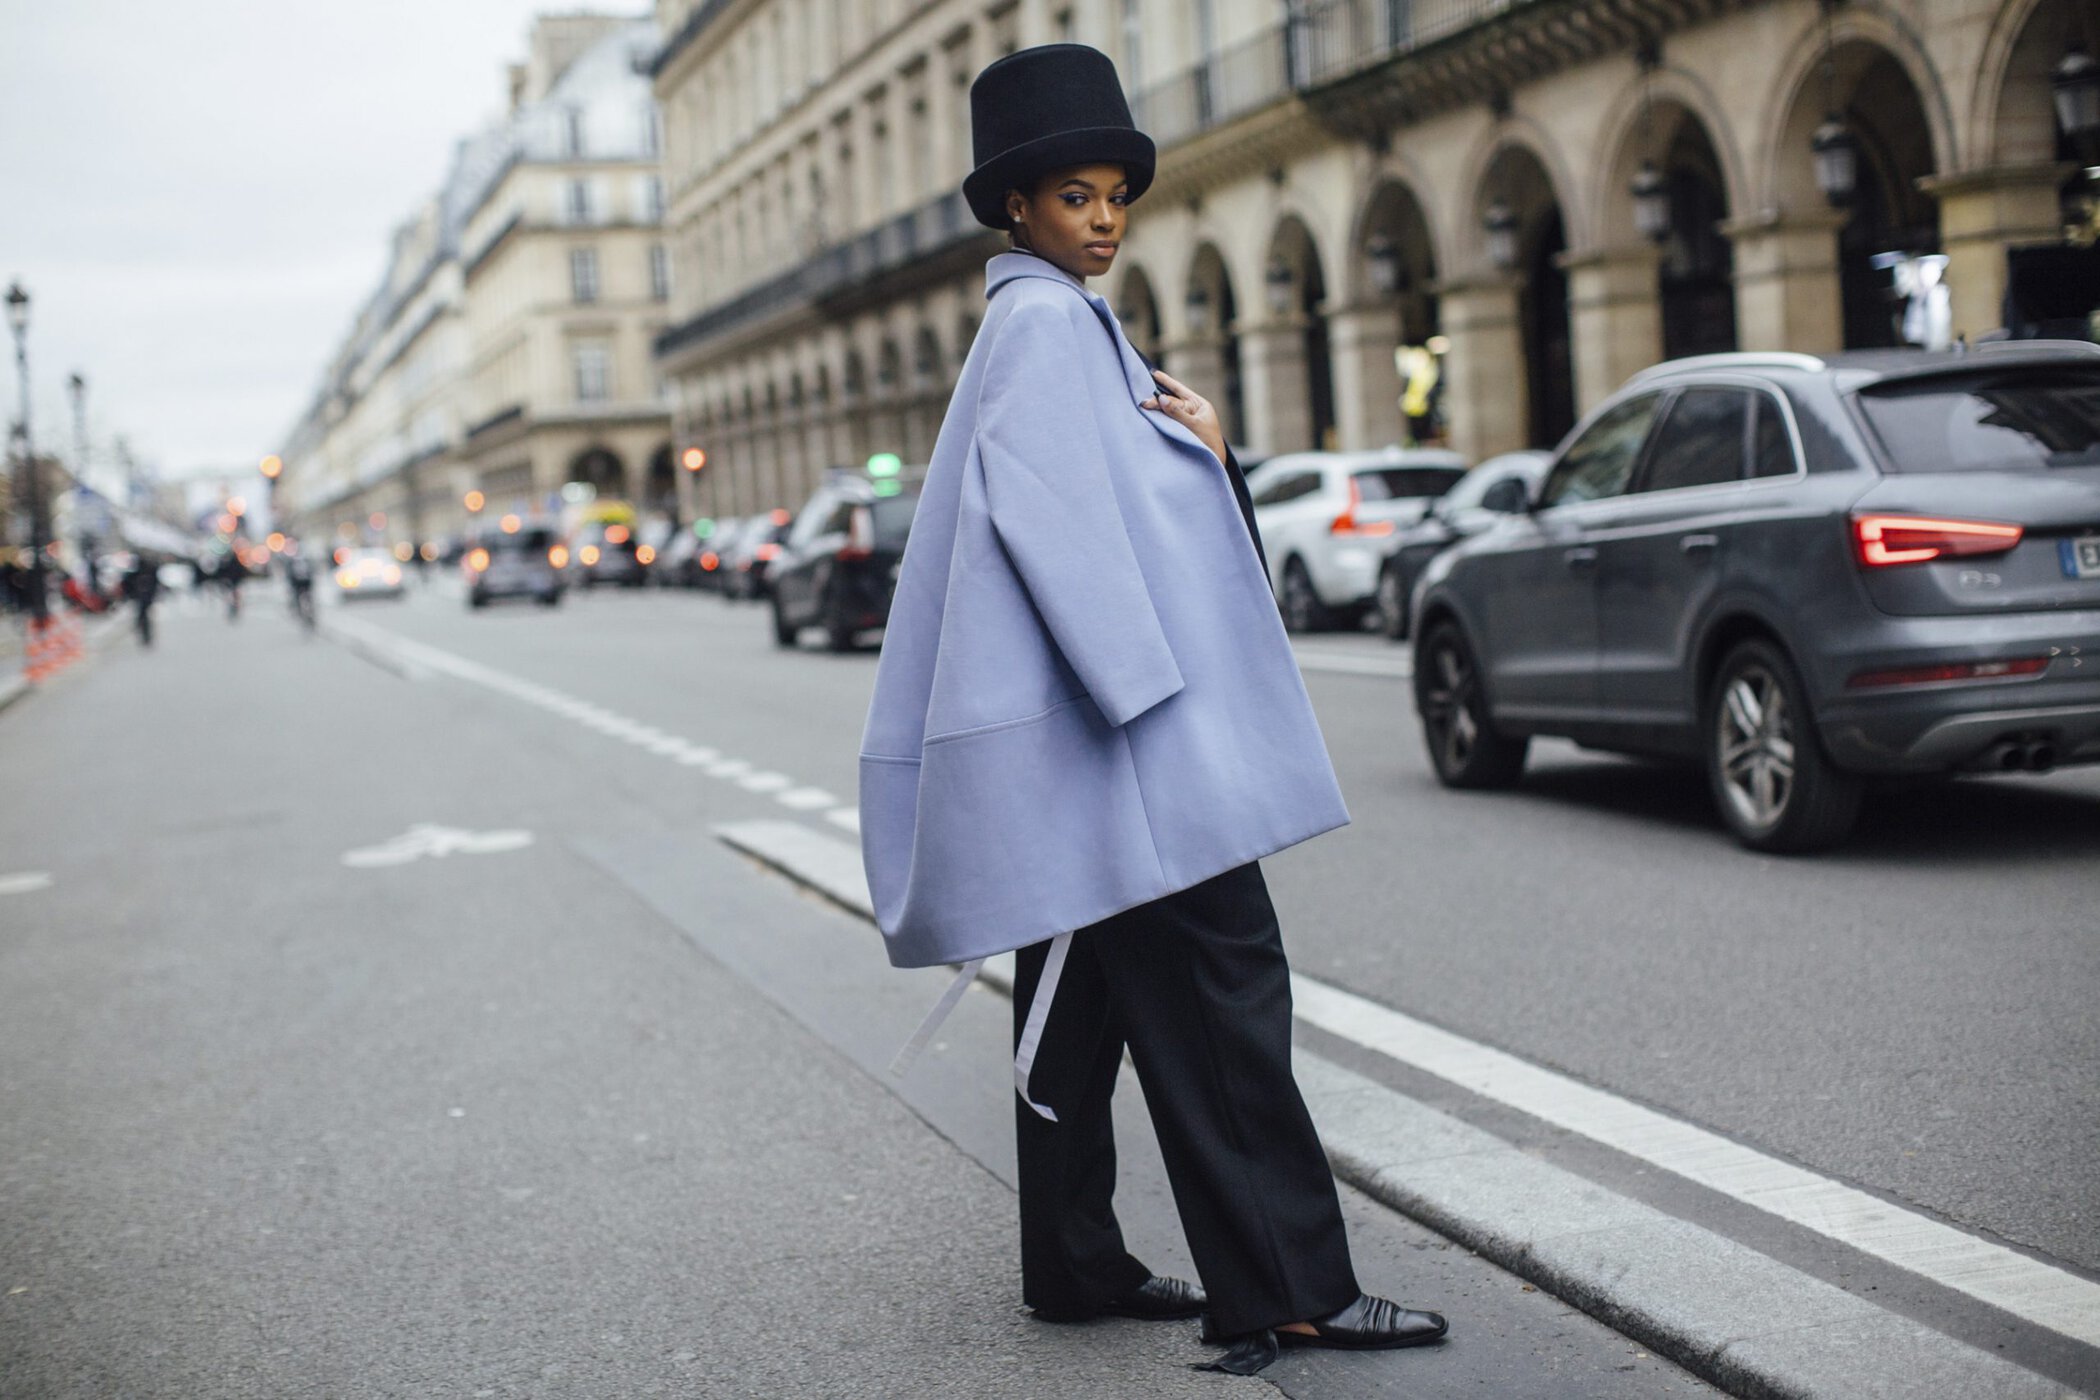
[
  {"xmin": 260, "ymin": 455, "xmax": 283, "ymax": 480},
  {"xmin": 866, "ymin": 452, "xmax": 901, "ymax": 478},
  {"xmin": 682, "ymin": 447, "xmax": 707, "ymax": 472}
]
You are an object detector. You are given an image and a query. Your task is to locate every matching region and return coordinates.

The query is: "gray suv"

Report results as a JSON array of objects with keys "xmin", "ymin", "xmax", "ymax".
[{"xmin": 1410, "ymin": 342, "xmax": 2100, "ymax": 851}]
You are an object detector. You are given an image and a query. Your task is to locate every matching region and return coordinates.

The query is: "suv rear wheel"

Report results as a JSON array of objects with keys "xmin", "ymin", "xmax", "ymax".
[
  {"xmin": 1416, "ymin": 621, "xmax": 1527, "ymax": 787},
  {"xmin": 770, "ymin": 596, "xmax": 798, "ymax": 649},
  {"xmin": 1375, "ymin": 561, "xmax": 1409, "ymax": 640},
  {"xmin": 1280, "ymin": 557, "xmax": 1328, "ymax": 633},
  {"xmin": 1705, "ymin": 638, "xmax": 1860, "ymax": 852}
]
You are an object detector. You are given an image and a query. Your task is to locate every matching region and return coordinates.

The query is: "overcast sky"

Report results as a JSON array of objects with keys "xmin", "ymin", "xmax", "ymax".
[{"xmin": 1, "ymin": 1, "xmax": 602, "ymax": 481}]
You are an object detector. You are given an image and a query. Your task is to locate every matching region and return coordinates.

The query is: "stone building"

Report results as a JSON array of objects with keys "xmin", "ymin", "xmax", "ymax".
[
  {"xmin": 278, "ymin": 14, "xmax": 674, "ymax": 547},
  {"xmin": 650, "ymin": 0, "xmax": 2098, "ymax": 519}
]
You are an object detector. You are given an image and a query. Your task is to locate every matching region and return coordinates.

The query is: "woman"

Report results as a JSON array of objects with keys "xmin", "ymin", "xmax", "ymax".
[{"xmin": 858, "ymin": 44, "xmax": 1448, "ymax": 1375}]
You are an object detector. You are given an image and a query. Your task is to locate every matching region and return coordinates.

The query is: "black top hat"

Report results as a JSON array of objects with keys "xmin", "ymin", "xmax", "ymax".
[{"xmin": 963, "ymin": 44, "xmax": 1156, "ymax": 231}]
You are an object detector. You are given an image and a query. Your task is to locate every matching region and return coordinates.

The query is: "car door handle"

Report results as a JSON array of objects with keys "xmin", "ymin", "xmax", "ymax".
[
  {"xmin": 1563, "ymin": 547, "xmax": 1598, "ymax": 570},
  {"xmin": 1680, "ymin": 534, "xmax": 1720, "ymax": 555}
]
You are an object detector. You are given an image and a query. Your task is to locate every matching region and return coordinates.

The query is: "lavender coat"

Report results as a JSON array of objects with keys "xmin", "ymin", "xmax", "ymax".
[{"xmin": 858, "ymin": 252, "xmax": 1349, "ymax": 969}]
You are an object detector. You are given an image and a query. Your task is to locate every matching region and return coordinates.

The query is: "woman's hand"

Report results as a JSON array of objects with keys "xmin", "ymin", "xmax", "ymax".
[{"xmin": 1140, "ymin": 369, "xmax": 1229, "ymax": 467}]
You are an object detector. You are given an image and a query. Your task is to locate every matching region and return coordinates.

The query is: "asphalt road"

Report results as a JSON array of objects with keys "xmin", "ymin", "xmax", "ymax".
[
  {"xmin": 345, "ymin": 576, "xmax": 2100, "ymax": 1286},
  {"xmin": 0, "ymin": 586, "xmax": 1724, "ymax": 1399}
]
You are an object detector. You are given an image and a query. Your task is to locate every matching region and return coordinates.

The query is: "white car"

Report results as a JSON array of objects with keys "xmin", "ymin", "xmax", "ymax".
[
  {"xmin": 334, "ymin": 547, "xmax": 406, "ymax": 601},
  {"xmin": 1246, "ymin": 448, "xmax": 1467, "ymax": 631}
]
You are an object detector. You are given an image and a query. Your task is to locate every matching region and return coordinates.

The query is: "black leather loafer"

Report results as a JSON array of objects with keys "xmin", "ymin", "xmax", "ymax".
[
  {"xmin": 1275, "ymin": 1294, "xmax": 1448, "ymax": 1350},
  {"xmin": 1033, "ymin": 1274, "xmax": 1207, "ymax": 1323},
  {"xmin": 1099, "ymin": 1274, "xmax": 1206, "ymax": 1321}
]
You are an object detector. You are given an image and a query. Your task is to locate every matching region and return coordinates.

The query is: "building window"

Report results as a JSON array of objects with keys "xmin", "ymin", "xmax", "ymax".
[
  {"xmin": 642, "ymin": 175, "xmax": 665, "ymax": 222},
  {"xmin": 570, "ymin": 247, "xmax": 601, "ymax": 304},
  {"xmin": 640, "ymin": 103, "xmax": 661, "ymax": 157},
  {"xmin": 573, "ymin": 342, "xmax": 610, "ymax": 403},
  {"xmin": 649, "ymin": 244, "xmax": 670, "ymax": 302},
  {"xmin": 565, "ymin": 106, "xmax": 586, "ymax": 157},
  {"xmin": 566, "ymin": 178, "xmax": 593, "ymax": 225}
]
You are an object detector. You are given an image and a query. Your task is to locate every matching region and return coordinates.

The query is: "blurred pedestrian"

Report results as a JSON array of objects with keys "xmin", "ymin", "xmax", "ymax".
[
  {"xmin": 859, "ymin": 44, "xmax": 1448, "ymax": 1377},
  {"xmin": 122, "ymin": 551, "xmax": 160, "ymax": 648},
  {"xmin": 217, "ymin": 548, "xmax": 246, "ymax": 622}
]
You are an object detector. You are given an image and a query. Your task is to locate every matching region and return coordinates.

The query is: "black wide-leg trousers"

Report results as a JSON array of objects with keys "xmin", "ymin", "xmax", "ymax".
[{"xmin": 1012, "ymin": 861, "xmax": 1359, "ymax": 1337}]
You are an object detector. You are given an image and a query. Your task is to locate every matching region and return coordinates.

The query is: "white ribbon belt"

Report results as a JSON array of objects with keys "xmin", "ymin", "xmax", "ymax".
[{"xmin": 889, "ymin": 931, "xmax": 1072, "ymax": 1122}]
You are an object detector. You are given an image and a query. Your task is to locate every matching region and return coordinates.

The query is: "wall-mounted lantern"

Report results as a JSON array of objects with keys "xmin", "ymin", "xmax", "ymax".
[
  {"xmin": 1811, "ymin": 115, "xmax": 1859, "ymax": 207},
  {"xmin": 1365, "ymin": 234, "xmax": 1401, "ymax": 295},
  {"xmin": 1483, "ymin": 200, "xmax": 1519, "ymax": 271},
  {"xmin": 1631, "ymin": 161, "xmax": 1672, "ymax": 243}
]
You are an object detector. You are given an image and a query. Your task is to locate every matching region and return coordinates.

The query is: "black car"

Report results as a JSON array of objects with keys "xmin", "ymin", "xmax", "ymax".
[
  {"xmin": 1375, "ymin": 451, "xmax": 1551, "ymax": 639},
  {"xmin": 722, "ymin": 510, "xmax": 792, "ymax": 600},
  {"xmin": 463, "ymin": 524, "xmax": 565, "ymax": 608},
  {"xmin": 574, "ymin": 520, "xmax": 648, "ymax": 588},
  {"xmin": 770, "ymin": 474, "xmax": 922, "ymax": 650},
  {"xmin": 1411, "ymin": 342, "xmax": 2100, "ymax": 852}
]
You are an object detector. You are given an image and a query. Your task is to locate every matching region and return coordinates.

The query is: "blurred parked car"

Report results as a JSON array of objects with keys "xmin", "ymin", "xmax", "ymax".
[
  {"xmin": 1410, "ymin": 342, "xmax": 2100, "ymax": 853},
  {"xmin": 691, "ymin": 516, "xmax": 743, "ymax": 592},
  {"xmin": 1375, "ymin": 451, "xmax": 1552, "ymax": 639},
  {"xmin": 722, "ymin": 509, "xmax": 792, "ymax": 600},
  {"xmin": 574, "ymin": 518, "xmax": 649, "ymax": 588},
  {"xmin": 770, "ymin": 472, "xmax": 923, "ymax": 650},
  {"xmin": 654, "ymin": 525, "xmax": 700, "ymax": 587},
  {"xmin": 463, "ymin": 523, "xmax": 566, "ymax": 608},
  {"xmin": 1246, "ymin": 447, "xmax": 1468, "ymax": 631},
  {"xmin": 335, "ymin": 547, "xmax": 406, "ymax": 601}
]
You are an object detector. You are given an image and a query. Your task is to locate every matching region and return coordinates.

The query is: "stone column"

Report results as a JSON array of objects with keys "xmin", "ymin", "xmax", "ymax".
[
  {"xmin": 1562, "ymin": 245, "xmax": 1664, "ymax": 415},
  {"xmin": 1724, "ymin": 212, "xmax": 1847, "ymax": 355},
  {"xmin": 1434, "ymin": 277, "xmax": 1528, "ymax": 463},
  {"xmin": 1237, "ymin": 319, "xmax": 1314, "ymax": 456},
  {"xmin": 1160, "ymin": 335, "xmax": 1238, "ymax": 441},
  {"xmin": 1920, "ymin": 163, "xmax": 2077, "ymax": 341},
  {"xmin": 1327, "ymin": 302, "xmax": 1406, "ymax": 450}
]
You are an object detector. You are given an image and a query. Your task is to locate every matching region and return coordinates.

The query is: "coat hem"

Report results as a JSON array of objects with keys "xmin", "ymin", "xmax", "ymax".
[{"xmin": 880, "ymin": 812, "xmax": 1348, "ymax": 970}]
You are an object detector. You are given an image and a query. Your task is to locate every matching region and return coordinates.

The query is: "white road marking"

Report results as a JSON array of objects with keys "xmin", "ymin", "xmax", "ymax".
[
  {"xmin": 343, "ymin": 824, "xmax": 535, "ymax": 868},
  {"xmin": 342, "ymin": 624, "xmax": 855, "ymax": 841},
  {"xmin": 1287, "ymin": 975, "xmax": 2100, "ymax": 1350},
  {"xmin": 1290, "ymin": 645, "xmax": 1414, "ymax": 679},
  {"xmin": 0, "ymin": 871, "xmax": 54, "ymax": 896}
]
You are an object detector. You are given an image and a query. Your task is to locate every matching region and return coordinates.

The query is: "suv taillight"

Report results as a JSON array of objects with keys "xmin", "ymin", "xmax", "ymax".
[
  {"xmin": 1331, "ymin": 477, "xmax": 1395, "ymax": 537},
  {"xmin": 1851, "ymin": 514, "xmax": 2023, "ymax": 567}
]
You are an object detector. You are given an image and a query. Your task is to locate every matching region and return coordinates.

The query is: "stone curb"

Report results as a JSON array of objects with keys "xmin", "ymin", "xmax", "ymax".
[{"xmin": 712, "ymin": 817, "xmax": 2080, "ymax": 1400}]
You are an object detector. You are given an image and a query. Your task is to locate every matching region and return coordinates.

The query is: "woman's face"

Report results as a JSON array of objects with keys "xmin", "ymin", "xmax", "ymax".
[{"xmin": 1005, "ymin": 164, "xmax": 1128, "ymax": 281}]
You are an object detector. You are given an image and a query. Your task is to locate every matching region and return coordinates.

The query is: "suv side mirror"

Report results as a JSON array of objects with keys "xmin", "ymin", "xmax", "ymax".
[{"xmin": 1481, "ymin": 478, "xmax": 1531, "ymax": 514}]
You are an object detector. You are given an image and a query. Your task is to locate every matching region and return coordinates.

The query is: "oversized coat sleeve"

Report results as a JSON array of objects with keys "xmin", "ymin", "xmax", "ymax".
[{"xmin": 976, "ymin": 298, "xmax": 1185, "ymax": 728}]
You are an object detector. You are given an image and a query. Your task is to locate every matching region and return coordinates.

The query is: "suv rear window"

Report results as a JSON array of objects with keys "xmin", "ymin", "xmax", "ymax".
[
  {"xmin": 870, "ymin": 493, "xmax": 917, "ymax": 547},
  {"xmin": 1855, "ymin": 370, "xmax": 2100, "ymax": 474},
  {"xmin": 1355, "ymin": 467, "xmax": 1464, "ymax": 500},
  {"xmin": 492, "ymin": 529, "xmax": 555, "ymax": 552}
]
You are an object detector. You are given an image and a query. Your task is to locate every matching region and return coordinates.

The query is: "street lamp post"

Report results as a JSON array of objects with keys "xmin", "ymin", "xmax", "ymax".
[{"xmin": 6, "ymin": 281, "xmax": 48, "ymax": 623}]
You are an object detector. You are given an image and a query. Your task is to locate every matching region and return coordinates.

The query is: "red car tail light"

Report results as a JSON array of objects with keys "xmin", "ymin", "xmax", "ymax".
[
  {"xmin": 1852, "ymin": 514, "xmax": 2022, "ymax": 567},
  {"xmin": 1847, "ymin": 657, "xmax": 2048, "ymax": 689},
  {"xmin": 1330, "ymin": 477, "xmax": 1395, "ymax": 537}
]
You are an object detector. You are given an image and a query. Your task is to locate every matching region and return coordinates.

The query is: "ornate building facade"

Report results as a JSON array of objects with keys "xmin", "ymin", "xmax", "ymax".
[
  {"xmin": 279, "ymin": 15, "xmax": 674, "ymax": 547},
  {"xmin": 651, "ymin": 0, "xmax": 2097, "ymax": 520}
]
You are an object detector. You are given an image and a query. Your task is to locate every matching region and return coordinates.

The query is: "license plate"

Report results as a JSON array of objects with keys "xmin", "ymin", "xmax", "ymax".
[{"xmin": 2063, "ymin": 536, "xmax": 2100, "ymax": 580}]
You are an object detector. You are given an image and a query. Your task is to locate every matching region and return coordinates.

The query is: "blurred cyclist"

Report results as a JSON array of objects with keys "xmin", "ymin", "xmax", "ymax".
[{"xmin": 284, "ymin": 539, "xmax": 316, "ymax": 634}]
